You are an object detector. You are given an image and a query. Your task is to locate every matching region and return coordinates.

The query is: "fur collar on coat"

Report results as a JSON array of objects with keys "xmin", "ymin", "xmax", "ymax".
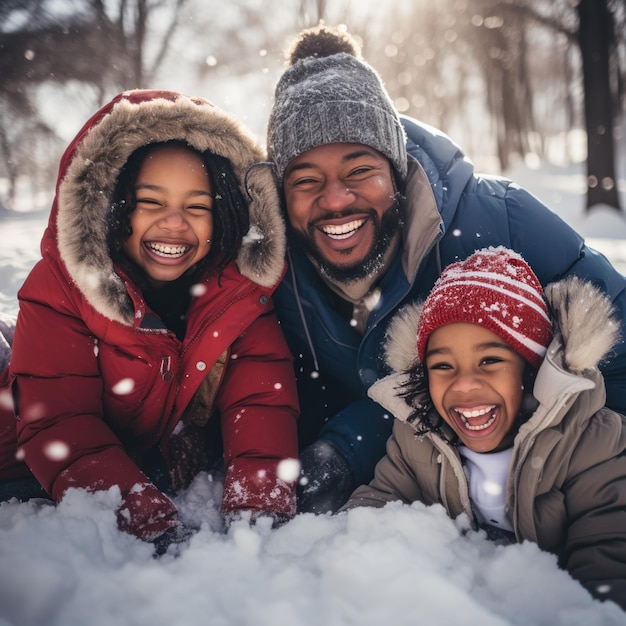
[
  {"xmin": 50, "ymin": 89, "xmax": 284, "ymax": 326},
  {"xmin": 369, "ymin": 275, "xmax": 620, "ymax": 424}
]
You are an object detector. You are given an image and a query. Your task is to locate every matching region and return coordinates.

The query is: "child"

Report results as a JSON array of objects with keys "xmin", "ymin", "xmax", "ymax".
[
  {"xmin": 0, "ymin": 90, "xmax": 299, "ymax": 549},
  {"xmin": 343, "ymin": 246, "xmax": 626, "ymax": 609}
]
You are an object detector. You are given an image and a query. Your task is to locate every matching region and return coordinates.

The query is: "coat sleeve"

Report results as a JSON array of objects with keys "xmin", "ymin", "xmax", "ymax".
[
  {"xmin": 10, "ymin": 272, "xmax": 178, "ymax": 540},
  {"xmin": 216, "ymin": 306, "xmax": 299, "ymax": 520},
  {"xmin": 559, "ymin": 408, "xmax": 626, "ymax": 610},
  {"xmin": 341, "ymin": 420, "xmax": 431, "ymax": 510}
]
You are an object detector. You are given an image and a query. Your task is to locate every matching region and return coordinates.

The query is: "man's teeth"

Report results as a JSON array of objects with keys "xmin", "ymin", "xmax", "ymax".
[
  {"xmin": 322, "ymin": 219, "xmax": 365, "ymax": 240},
  {"xmin": 455, "ymin": 405, "xmax": 496, "ymax": 431},
  {"xmin": 147, "ymin": 242, "xmax": 190, "ymax": 258}
]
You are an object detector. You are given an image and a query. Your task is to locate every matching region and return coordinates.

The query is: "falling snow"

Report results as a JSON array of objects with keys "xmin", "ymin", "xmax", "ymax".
[
  {"xmin": 112, "ymin": 378, "xmax": 135, "ymax": 395},
  {"xmin": 1, "ymin": 161, "xmax": 625, "ymax": 624}
]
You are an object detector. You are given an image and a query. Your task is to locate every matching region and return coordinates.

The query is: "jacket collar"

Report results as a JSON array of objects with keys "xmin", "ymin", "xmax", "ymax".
[{"xmin": 400, "ymin": 157, "xmax": 442, "ymax": 282}]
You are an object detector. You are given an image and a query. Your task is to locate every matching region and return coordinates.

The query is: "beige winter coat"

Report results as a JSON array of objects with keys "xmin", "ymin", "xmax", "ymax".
[{"xmin": 343, "ymin": 277, "xmax": 626, "ymax": 609}]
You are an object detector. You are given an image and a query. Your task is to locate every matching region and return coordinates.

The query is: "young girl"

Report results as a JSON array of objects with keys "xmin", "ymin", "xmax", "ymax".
[
  {"xmin": 343, "ymin": 246, "xmax": 626, "ymax": 609},
  {"xmin": 0, "ymin": 90, "xmax": 299, "ymax": 547}
]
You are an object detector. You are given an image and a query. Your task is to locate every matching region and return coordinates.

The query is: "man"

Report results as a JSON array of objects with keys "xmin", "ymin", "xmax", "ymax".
[{"xmin": 266, "ymin": 25, "xmax": 626, "ymax": 514}]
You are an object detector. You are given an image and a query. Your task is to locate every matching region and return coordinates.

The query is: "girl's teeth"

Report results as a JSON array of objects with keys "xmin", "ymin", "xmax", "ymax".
[
  {"xmin": 455, "ymin": 406, "xmax": 496, "ymax": 431},
  {"xmin": 457, "ymin": 405, "xmax": 495, "ymax": 420},
  {"xmin": 148, "ymin": 243, "xmax": 189, "ymax": 257},
  {"xmin": 464, "ymin": 414, "xmax": 496, "ymax": 431}
]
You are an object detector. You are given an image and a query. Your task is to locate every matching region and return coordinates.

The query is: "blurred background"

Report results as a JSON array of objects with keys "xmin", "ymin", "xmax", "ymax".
[{"xmin": 0, "ymin": 0, "xmax": 624, "ymax": 213}]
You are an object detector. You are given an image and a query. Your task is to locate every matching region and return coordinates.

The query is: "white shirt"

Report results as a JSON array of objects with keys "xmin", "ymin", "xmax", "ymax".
[{"xmin": 458, "ymin": 446, "xmax": 514, "ymax": 533}]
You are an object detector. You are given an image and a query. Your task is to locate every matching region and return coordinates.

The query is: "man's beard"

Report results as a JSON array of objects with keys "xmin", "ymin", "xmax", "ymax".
[{"xmin": 290, "ymin": 194, "xmax": 404, "ymax": 284}]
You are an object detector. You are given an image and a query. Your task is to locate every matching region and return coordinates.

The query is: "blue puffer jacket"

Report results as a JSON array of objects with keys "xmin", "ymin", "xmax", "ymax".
[{"xmin": 273, "ymin": 115, "xmax": 626, "ymax": 486}]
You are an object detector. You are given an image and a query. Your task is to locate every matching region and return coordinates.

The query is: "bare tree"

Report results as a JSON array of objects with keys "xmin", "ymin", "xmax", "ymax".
[
  {"xmin": 502, "ymin": 0, "xmax": 623, "ymax": 211},
  {"xmin": 361, "ymin": 0, "xmax": 623, "ymax": 211},
  {"xmin": 577, "ymin": 0, "xmax": 621, "ymax": 210},
  {"xmin": 343, "ymin": 1, "xmax": 538, "ymax": 170},
  {"xmin": 298, "ymin": 0, "xmax": 328, "ymax": 26},
  {"xmin": 0, "ymin": 0, "xmax": 190, "ymax": 209},
  {"xmin": 88, "ymin": 0, "xmax": 190, "ymax": 89},
  {"xmin": 464, "ymin": 1, "xmax": 536, "ymax": 170},
  {"xmin": 1, "ymin": 0, "xmax": 623, "ymax": 214}
]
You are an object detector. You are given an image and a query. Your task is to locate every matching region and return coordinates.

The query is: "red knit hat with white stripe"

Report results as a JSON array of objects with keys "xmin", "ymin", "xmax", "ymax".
[{"xmin": 416, "ymin": 247, "xmax": 553, "ymax": 369}]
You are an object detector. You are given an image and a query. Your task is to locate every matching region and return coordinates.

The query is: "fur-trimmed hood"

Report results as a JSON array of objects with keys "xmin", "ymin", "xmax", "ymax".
[
  {"xmin": 47, "ymin": 89, "xmax": 284, "ymax": 325},
  {"xmin": 371, "ymin": 275, "xmax": 620, "ymax": 421}
]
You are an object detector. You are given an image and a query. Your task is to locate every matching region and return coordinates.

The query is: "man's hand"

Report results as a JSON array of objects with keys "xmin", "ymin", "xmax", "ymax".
[
  {"xmin": 152, "ymin": 524, "xmax": 197, "ymax": 557},
  {"xmin": 297, "ymin": 439, "xmax": 355, "ymax": 514}
]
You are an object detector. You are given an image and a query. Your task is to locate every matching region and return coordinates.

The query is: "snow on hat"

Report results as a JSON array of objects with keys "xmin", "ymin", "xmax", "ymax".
[
  {"xmin": 267, "ymin": 25, "xmax": 407, "ymax": 184},
  {"xmin": 416, "ymin": 247, "xmax": 553, "ymax": 368}
]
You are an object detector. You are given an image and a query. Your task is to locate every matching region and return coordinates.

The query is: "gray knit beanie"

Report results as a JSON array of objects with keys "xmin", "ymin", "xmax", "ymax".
[{"xmin": 267, "ymin": 26, "xmax": 408, "ymax": 184}]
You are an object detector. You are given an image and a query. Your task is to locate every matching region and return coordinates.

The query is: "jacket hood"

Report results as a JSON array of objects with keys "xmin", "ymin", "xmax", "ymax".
[
  {"xmin": 371, "ymin": 275, "xmax": 620, "ymax": 421},
  {"xmin": 401, "ymin": 115, "xmax": 474, "ymax": 228},
  {"xmin": 50, "ymin": 89, "xmax": 284, "ymax": 325}
]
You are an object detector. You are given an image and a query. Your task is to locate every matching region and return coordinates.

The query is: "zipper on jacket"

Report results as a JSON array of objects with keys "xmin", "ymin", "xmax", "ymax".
[
  {"xmin": 287, "ymin": 248, "xmax": 321, "ymax": 375},
  {"xmin": 160, "ymin": 356, "xmax": 173, "ymax": 382},
  {"xmin": 507, "ymin": 393, "xmax": 572, "ymax": 537},
  {"xmin": 434, "ymin": 436, "xmax": 473, "ymax": 521}
]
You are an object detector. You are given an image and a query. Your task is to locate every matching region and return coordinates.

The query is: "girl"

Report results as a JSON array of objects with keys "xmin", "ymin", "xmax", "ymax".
[
  {"xmin": 0, "ymin": 90, "xmax": 298, "ymax": 547},
  {"xmin": 343, "ymin": 246, "xmax": 626, "ymax": 609}
]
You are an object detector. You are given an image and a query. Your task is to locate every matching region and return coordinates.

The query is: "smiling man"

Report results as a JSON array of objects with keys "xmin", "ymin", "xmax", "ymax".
[
  {"xmin": 267, "ymin": 26, "xmax": 626, "ymax": 515},
  {"xmin": 283, "ymin": 143, "xmax": 402, "ymax": 287}
]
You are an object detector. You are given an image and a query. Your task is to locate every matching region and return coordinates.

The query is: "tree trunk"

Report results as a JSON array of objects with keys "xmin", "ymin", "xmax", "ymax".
[{"xmin": 577, "ymin": 0, "xmax": 622, "ymax": 211}]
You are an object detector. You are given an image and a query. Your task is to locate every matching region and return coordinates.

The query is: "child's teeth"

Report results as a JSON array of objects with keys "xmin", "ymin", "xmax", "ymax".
[
  {"xmin": 148, "ymin": 243, "xmax": 189, "ymax": 257},
  {"xmin": 458, "ymin": 405, "xmax": 495, "ymax": 419},
  {"xmin": 455, "ymin": 406, "xmax": 497, "ymax": 431}
]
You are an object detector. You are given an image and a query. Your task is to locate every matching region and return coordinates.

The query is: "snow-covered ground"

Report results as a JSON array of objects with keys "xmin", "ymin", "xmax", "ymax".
[{"xmin": 0, "ymin": 157, "xmax": 625, "ymax": 625}]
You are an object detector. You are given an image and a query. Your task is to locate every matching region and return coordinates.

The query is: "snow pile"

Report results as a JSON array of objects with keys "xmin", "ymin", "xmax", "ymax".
[{"xmin": 1, "ymin": 478, "xmax": 624, "ymax": 626}]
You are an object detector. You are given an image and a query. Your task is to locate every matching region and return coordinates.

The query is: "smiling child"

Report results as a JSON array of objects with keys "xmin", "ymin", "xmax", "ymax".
[
  {"xmin": 0, "ymin": 91, "xmax": 299, "ymax": 552},
  {"xmin": 343, "ymin": 246, "xmax": 626, "ymax": 610}
]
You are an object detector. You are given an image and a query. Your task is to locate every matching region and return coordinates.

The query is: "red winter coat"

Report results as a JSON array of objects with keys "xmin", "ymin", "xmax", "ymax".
[{"xmin": 0, "ymin": 90, "xmax": 299, "ymax": 539}]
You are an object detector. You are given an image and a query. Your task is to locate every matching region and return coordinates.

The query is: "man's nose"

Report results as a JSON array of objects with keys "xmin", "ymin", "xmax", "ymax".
[{"xmin": 317, "ymin": 179, "xmax": 356, "ymax": 211}]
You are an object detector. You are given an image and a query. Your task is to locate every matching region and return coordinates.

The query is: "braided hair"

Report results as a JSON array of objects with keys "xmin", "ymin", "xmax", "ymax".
[{"xmin": 107, "ymin": 140, "xmax": 250, "ymax": 290}]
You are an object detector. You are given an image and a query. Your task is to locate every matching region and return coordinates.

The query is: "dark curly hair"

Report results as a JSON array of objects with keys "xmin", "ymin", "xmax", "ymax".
[
  {"xmin": 399, "ymin": 362, "xmax": 438, "ymax": 437},
  {"xmin": 107, "ymin": 140, "xmax": 250, "ymax": 290},
  {"xmin": 400, "ymin": 361, "xmax": 539, "ymax": 444}
]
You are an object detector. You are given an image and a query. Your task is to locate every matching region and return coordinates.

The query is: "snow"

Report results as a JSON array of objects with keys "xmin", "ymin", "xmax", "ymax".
[{"xmin": 1, "ymin": 158, "xmax": 626, "ymax": 625}]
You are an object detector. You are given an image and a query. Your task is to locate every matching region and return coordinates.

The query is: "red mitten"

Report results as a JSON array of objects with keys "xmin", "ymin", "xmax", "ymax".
[
  {"xmin": 221, "ymin": 459, "xmax": 297, "ymax": 521},
  {"xmin": 117, "ymin": 482, "xmax": 179, "ymax": 541}
]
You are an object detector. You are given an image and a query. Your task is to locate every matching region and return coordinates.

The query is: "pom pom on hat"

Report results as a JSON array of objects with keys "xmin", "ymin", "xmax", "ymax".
[
  {"xmin": 416, "ymin": 247, "xmax": 553, "ymax": 369},
  {"xmin": 286, "ymin": 24, "xmax": 362, "ymax": 62},
  {"xmin": 267, "ymin": 25, "xmax": 407, "ymax": 184}
]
